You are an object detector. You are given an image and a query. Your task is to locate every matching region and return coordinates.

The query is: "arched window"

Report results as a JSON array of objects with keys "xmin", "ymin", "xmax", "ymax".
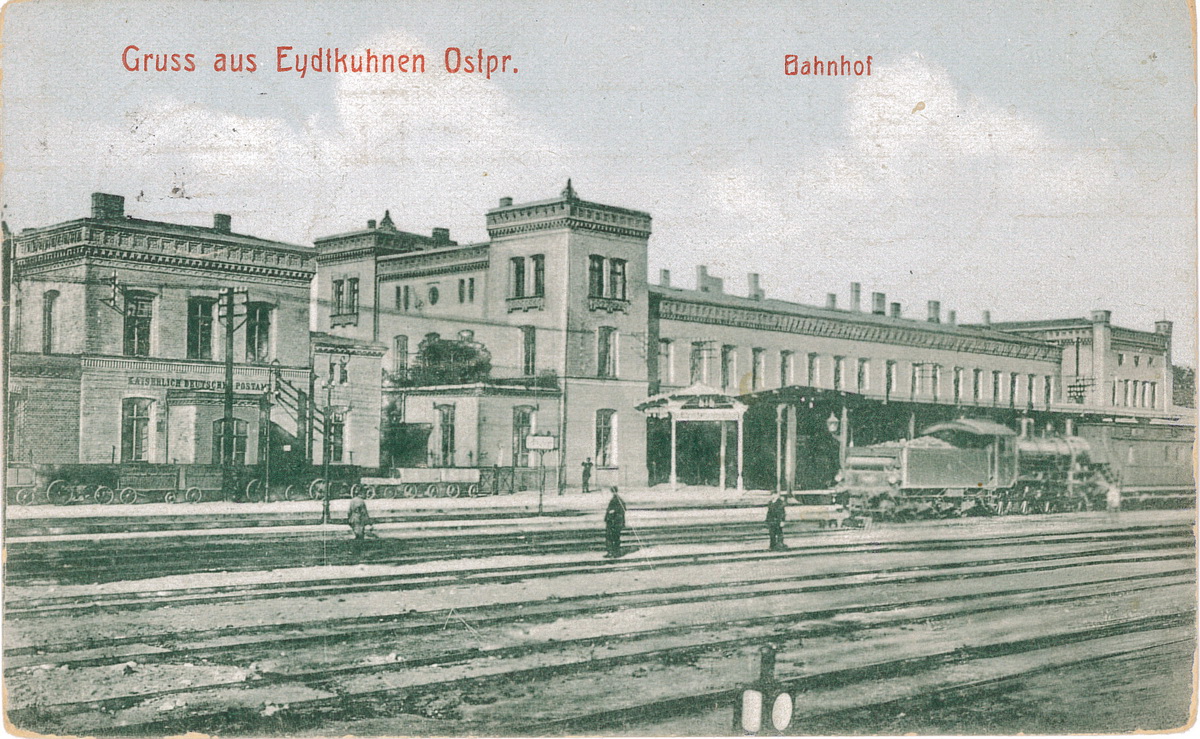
[
  {"xmin": 595, "ymin": 409, "xmax": 617, "ymax": 467},
  {"xmin": 245, "ymin": 302, "xmax": 272, "ymax": 362},
  {"xmin": 392, "ymin": 335, "xmax": 409, "ymax": 374},
  {"xmin": 122, "ymin": 398, "xmax": 154, "ymax": 462},
  {"xmin": 42, "ymin": 290, "xmax": 59, "ymax": 354}
]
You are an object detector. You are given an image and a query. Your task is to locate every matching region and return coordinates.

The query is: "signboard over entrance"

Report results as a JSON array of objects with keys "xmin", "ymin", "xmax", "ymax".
[{"xmin": 525, "ymin": 434, "xmax": 558, "ymax": 451}]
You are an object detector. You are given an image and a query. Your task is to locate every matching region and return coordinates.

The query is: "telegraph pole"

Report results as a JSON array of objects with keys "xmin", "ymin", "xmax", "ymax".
[{"xmin": 218, "ymin": 288, "xmax": 247, "ymax": 499}]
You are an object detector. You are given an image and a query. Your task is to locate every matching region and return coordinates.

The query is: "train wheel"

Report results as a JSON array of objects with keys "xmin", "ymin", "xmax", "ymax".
[
  {"xmin": 245, "ymin": 479, "xmax": 262, "ymax": 503},
  {"xmin": 15, "ymin": 488, "xmax": 34, "ymax": 506},
  {"xmin": 164, "ymin": 490, "xmax": 179, "ymax": 504},
  {"xmin": 308, "ymin": 478, "xmax": 327, "ymax": 500},
  {"xmin": 425, "ymin": 483, "xmax": 439, "ymax": 498},
  {"xmin": 94, "ymin": 486, "xmax": 116, "ymax": 505},
  {"xmin": 47, "ymin": 479, "xmax": 70, "ymax": 505},
  {"xmin": 284, "ymin": 484, "xmax": 299, "ymax": 501},
  {"xmin": 119, "ymin": 487, "xmax": 138, "ymax": 504},
  {"xmin": 363, "ymin": 485, "xmax": 378, "ymax": 500},
  {"xmin": 401, "ymin": 484, "xmax": 418, "ymax": 498},
  {"xmin": 445, "ymin": 484, "xmax": 461, "ymax": 498},
  {"xmin": 466, "ymin": 483, "xmax": 480, "ymax": 497},
  {"xmin": 185, "ymin": 487, "xmax": 203, "ymax": 504}
]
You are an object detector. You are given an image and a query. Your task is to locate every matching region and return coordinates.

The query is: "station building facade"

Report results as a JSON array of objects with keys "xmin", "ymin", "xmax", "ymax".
[
  {"xmin": 6, "ymin": 193, "xmax": 317, "ymax": 468},
  {"xmin": 311, "ymin": 183, "xmax": 1188, "ymax": 489},
  {"xmin": 6, "ymin": 186, "xmax": 1188, "ymax": 491}
]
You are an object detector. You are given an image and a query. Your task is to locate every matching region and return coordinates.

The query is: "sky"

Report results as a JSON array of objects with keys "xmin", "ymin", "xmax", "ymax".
[{"xmin": 2, "ymin": 0, "xmax": 1196, "ymax": 360}]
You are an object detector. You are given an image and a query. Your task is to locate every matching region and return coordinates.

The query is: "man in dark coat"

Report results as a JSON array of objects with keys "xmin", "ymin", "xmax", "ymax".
[
  {"xmin": 347, "ymin": 495, "xmax": 372, "ymax": 540},
  {"xmin": 766, "ymin": 493, "xmax": 788, "ymax": 551},
  {"xmin": 604, "ymin": 487, "xmax": 626, "ymax": 558},
  {"xmin": 581, "ymin": 458, "xmax": 594, "ymax": 494}
]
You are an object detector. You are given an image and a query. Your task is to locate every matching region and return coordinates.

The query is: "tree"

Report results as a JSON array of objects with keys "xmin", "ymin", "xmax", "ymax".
[
  {"xmin": 1172, "ymin": 365, "xmax": 1195, "ymax": 408},
  {"xmin": 407, "ymin": 332, "xmax": 492, "ymax": 386}
]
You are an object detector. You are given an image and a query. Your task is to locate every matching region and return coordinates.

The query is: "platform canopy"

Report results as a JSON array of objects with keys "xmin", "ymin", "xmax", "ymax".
[
  {"xmin": 921, "ymin": 419, "xmax": 1018, "ymax": 437},
  {"xmin": 638, "ymin": 384, "xmax": 747, "ymax": 490}
]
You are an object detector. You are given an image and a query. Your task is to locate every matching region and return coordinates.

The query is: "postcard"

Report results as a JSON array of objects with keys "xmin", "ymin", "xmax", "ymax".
[{"xmin": 2, "ymin": 0, "xmax": 1195, "ymax": 735}]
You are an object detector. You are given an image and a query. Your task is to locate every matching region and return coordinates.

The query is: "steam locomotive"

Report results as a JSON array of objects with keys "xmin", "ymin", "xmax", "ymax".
[{"xmin": 837, "ymin": 418, "xmax": 1193, "ymax": 519}]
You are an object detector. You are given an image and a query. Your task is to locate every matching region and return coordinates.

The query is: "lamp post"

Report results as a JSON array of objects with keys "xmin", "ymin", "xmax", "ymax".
[{"xmin": 321, "ymin": 353, "xmax": 350, "ymax": 524}]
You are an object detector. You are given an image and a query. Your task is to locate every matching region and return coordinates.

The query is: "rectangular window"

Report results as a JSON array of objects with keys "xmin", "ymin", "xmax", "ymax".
[
  {"xmin": 458, "ymin": 279, "xmax": 466, "ymax": 303},
  {"xmin": 187, "ymin": 298, "xmax": 215, "ymax": 360},
  {"xmin": 953, "ymin": 367, "xmax": 963, "ymax": 404},
  {"xmin": 123, "ymin": 293, "xmax": 153, "ymax": 357},
  {"xmin": 597, "ymin": 327, "xmax": 617, "ymax": 378},
  {"xmin": 1027, "ymin": 374, "xmax": 1036, "ymax": 408},
  {"xmin": 752, "ymin": 348, "xmax": 766, "ymax": 390},
  {"xmin": 973, "ymin": 369, "xmax": 983, "ymax": 402},
  {"xmin": 213, "ymin": 417, "xmax": 248, "ymax": 465},
  {"xmin": 911, "ymin": 364, "xmax": 920, "ymax": 399},
  {"xmin": 333, "ymin": 279, "xmax": 345, "ymax": 314},
  {"xmin": 532, "ymin": 254, "xmax": 546, "ymax": 297},
  {"xmin": 807, "ymin": 353, "xmax": 819, "ymax": 386},
  {"xmin": 42, "ymin": 291, "xmax": 58, "ymax": 354},
  {"xmin": 886, "ymin": 360, "xmax": 897, "ymax": 398},
  {"xmin": 122, "ymin": 398, "xmax": 153, "ymax": 462},
  {"xmin": 245, "ymin": 303, "xmax": 272, "ymax": 362},
  {"xmin": 780, "ymin": 350, "xmax": 794, "ymax": 386},
  {"xmin": 721, "ymin": 345, "xmax": 736, "ymax": 389},
  {"xmin": 1133, "ymin": 355, "xmax": 1140, "ymax": 367},
  {"xmin": 1044, "ymin": 375, "xmax": 1053, "ymax": 407},
  {"xmin": 992, "ymin": 371, "xmax": 1002, "ymax": 402},
  {"xmin": 468, "ymin": 277, "xmax": 476, "ymax": 302},
  {"xmin": 1009, "ymin": 372, "xmax": 1019, "ymax": 407},
  {"xmin": 521, "ymin": 325, "xmax": 537, "ymax": 375},
  {"xmin": 609, "ymin": 258, "xmax": 627, "ymax": 300},
  {"xmin": 393, "ymin": 335, "xmax": 409, "ymax": 373},
  {"xmin": 346, "ymin": 278, "xmax": 359, "ymax": 314},
  {"xmin": 833, "ymin": 356, "xmax": 844, "ymax": 391},
  {"xmin": 513, "ymin": 406, "xmax": 535, "ymax": 468},
  {"xmin": 931, "ymin": 364, "xmax": 940, "ymax": 402},
  {"xmin": 437, "ymin": 405, "xmax": 456, "ymax": 466},
  {"xmin": 588, "ymin": 255, "xmax": 605, "ymax": 297},
  {"xmin": 509, "ymin": 257, "xmax": 526, "ymax": 298},
  {"xmin": 1122, "ymin": 380, "xmax": 1130, "ymax": 406},
  {"xmin": 595, "ymin": 409, "xmax": 617, "ymax": 467},
  {"xmin": 1149, "ymin": 382, "xmax": 1157, "ymax": 408},
  {"xmin": 690, "ymin": 342, "xmax": 707, "ymax": 384},
  {"xmin": 1117, "ymin": 353, "xmax": 1125, "ymax": 366},
  {"xmin": 857, "ymin": 358, "xmax": 870, "ymax": 392},
  {"xmin": 659, "ymin": 339, "xmax": 674, "ymax": 384}
]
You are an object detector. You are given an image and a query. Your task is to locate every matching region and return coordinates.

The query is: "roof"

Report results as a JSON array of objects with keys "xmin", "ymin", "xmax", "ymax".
[
  {"xmin": 17, "ymin": 216, "xmax": 312, "ymax": 255},
  {"xmin": 650, "ymin": 286, "xmax": 1056, "ymax": 349},
  {"xmin": 921, "ymin": 419, "xmax": 1018, "ymax": 437}
]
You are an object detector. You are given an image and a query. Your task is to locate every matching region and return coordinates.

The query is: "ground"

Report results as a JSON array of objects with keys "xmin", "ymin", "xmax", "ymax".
[{"xmin": 3, "ymin": 489, "xmax": 1195, "ymax": 736}]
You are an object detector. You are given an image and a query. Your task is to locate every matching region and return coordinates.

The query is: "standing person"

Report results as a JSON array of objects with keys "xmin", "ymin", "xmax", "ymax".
[
  {"xmin": 581, "ymin": 458, "xmax": 593, "ymax": 493},
  {"xmin": 347, "ymin": 495, "xmax": 372, "ymax": 540},
  {"xmin": 604, "ymin": 486, "xmax": 626, "ymax": 558},
  {"xmin": 766, "ymin": 493, "xmax": 788, "ymax": 551}
]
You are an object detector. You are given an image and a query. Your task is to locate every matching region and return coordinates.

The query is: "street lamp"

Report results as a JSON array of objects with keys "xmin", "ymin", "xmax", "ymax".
[
  {"xmin": 320, "ymin": 353, "xmax": 350, "ymax": 524},
  {"xmin": 825, "ymin": 412, "xmax": 840, "ymax": 436}
]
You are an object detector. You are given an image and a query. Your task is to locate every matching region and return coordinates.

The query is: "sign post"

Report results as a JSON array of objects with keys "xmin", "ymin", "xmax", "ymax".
[{"xmin": 526, "ymin": 433, "xmax": 558, "ymax": 516}]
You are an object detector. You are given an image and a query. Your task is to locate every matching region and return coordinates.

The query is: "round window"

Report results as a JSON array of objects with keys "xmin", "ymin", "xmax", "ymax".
[{"xmin": 428, "ymin": 286, "xmax": 440, "ymax": 305}]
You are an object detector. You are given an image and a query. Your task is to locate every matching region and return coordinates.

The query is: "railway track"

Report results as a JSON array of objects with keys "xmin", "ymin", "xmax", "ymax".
[
  {"xmin": 4, "ymin": 518, "xmax": 1190, "ymax": 587},
  {"xmin": 5, "ymin": 524, "xmax": 1191, "ymax": 613},
  {"xmin": 6, "ymin": 515, "xmax": 1193, "ymax": 735}
]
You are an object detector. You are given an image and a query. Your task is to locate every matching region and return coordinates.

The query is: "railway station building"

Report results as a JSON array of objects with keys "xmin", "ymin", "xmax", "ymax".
[
  {"xmin": 5, "ymin": 193, "xmax": 316, "ymax": 469},
  {"xmin": 5, "ymin": 185, "xmax": 1191, "ymax": 494}
]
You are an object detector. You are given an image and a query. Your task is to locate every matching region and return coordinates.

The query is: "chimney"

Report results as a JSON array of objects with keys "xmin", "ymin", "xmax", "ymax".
[
  {"xmin": 367, "ymin": 219, "xmax": 377, "ymax": 229},
  {"xmin": 850, "ymin": 282, "xmax": 862, "ymax": 312},
  {"xmin": 432, "ymin": 227, "xmax": 450, "ymax": 242},
  {"xmin": 659, "ymin": 269, "xmax": 671, "ymax": 287},
  {"xmin": 748, "ymin": 273, "xmax": 764, "ymax": 300},
  {"xmin": 498, "ymin": 196, "xmax": 513, "ymax": 207},
  {"xmin": 871, "ymin": 292, "xmax": 886, "ymax": 315},
  {"xmin": 889, "ymin": 302, "xmax": 901, "ymax": 318},
  {"xmin": 982, "ymin": 310, "xmax": 991, "ymax": 326},
  {"xmin": 826, "ymin": 293, "xmax": 838, "ymax": 310},
  {"xmin": 1090, "ymin": 309, "xmax": 1111, "ymax": 324},
  {"xmin": 1155, "ymin": 320, "xmax": 1173, "ymax": 335},
  {"xmin": 91, "ymin": 192, "xmax": 125, "ymax": 219},
  {"xmin": 213, "ymin": 213, "xmax": 232, "ymax": 233},
  {"xmin": 947, "ymin": 310, "xmax": 957, "ymax": 325},
  {"xmin": 697, "ymin": 265, "xmax": 723, "ymax": 294},
  {"xmin": 927, "ymin": 300, "xmax": 941, "ymax": 323}
]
